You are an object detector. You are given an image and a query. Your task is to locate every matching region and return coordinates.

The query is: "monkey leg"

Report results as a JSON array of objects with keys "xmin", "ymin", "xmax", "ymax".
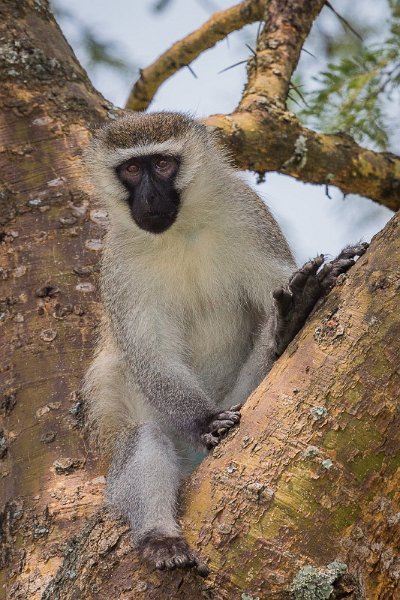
[
  {"xmin": 106, "ymin": 422, "xmax": 209, "ymax": 576},
  {"xmin": 273, "ymin": 242, "xmax": 369, "ymax": 356}
]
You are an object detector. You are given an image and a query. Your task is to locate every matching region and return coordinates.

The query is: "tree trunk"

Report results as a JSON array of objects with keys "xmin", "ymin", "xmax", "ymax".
[
  {"xmin": 0, "ymin": 1, "xmax": 109, "ymax": 596},
  {"xmin": 0, "ymin": 2, "xmax": 399, "ymax": 600}
]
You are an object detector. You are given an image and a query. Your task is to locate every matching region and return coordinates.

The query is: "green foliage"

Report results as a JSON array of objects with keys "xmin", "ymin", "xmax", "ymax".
[
  {"xmin": 51, "ymin": 2, "xmax": 134, "ymax": 77},
  {"xmin": 80, "ymin": 27, "xmax": 131, "ymax": 74},
  {"xmin": 299, "ymin": 1, "xmax": 400, "ymax": 150}
]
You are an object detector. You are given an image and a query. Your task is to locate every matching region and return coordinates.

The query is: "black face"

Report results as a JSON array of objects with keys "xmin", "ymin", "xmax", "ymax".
[{"xmin": 116, "ymin": 154, "xmax": 180, "ymax": 234}]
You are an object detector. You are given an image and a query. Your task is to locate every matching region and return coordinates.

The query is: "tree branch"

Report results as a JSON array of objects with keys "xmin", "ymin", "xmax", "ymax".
[
  {"xmin": 206, "ymin": 109, "xmax": 400, "ymax": 210},
  {"xmin": 238, "ymin": 0, "xmax": 326, "ymax": 110},
  {"xmin": 125, "ymin": 0, "xmax": 264, "ymax": 111},
  {"xmin": 124, "ymin": 0, "xmax": 399, "ymax": 209}
]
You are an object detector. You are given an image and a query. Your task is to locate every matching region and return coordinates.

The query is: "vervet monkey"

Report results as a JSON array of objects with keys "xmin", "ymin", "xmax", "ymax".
[{"xmin": 84, "ymin": 112, "xmax": 367, "ymax": 576}]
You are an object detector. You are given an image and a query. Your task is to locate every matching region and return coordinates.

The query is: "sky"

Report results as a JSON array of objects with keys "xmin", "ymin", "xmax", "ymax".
[{"xmin": 53, "ymin": 0, "xmax": 393, "ymax": 264}]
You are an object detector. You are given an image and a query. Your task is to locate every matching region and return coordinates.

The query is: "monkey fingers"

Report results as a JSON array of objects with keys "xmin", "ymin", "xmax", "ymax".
[
  {"xmin": 317, "ymin": 242, "xmax": 369, "ymax": 293},
  {"xmin": 200, "ymin": 407, "xmax": 241, "ymax": 449},
  {"xmin": 273, "ymin": 254, "xmax": 323, "ymax": 319},
  {"xmin": 139, "ymin": 532, "xmax": 209, "ymax": 577},
  {"xmin": 273, "ymin": 256, "xmax": 324, "ymax": 355},
  {"xmin": 210, "ymin": 409, "xmax": 241, "ymax": 432},
  {"xmin": 201, "ymin": 432, "xmax": 220, "ymax": 449}
]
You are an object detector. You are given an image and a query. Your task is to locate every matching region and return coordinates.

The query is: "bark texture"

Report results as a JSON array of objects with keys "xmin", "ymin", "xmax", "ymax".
[
  {"xmin": 0, "ymin": 1, "xmax": 399, "ymax": 600},
  {"xmin": 205, "ymin": 110, "xmax": 400, "ymax": 210},
  {"xmin": 0, "ymin": 1, "xmax": 110, "ymax": 596}
]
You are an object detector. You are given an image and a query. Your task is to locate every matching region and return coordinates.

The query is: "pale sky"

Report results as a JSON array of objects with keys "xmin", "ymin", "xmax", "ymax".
[{"xmin": 54, "ymin": 0, "xmax": 393, "ymax": 264}]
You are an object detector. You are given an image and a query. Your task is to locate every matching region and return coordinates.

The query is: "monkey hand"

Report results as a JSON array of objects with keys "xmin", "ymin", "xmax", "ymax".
[
  {"xmin": 200, "ymin": 404, "xmax": 241, "ymax": 450},
  {"xmin": 273, "ymin": 242, "xmax": 369, "ymax": 357}
]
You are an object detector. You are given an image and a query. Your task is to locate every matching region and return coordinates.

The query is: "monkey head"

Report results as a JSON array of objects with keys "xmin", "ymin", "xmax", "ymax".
[{"xmin": 85, "ymin": 112, "xmax": 225, "ymax": 235}]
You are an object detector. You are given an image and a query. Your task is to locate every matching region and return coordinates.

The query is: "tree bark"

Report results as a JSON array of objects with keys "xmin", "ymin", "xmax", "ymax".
[
  {"xmin": 0, "ymin": 1, "xmax": 109, "ymax": 596},
  {"xmin": 0, "ymin": 2, "xmax": 399, "ymax": 600}
]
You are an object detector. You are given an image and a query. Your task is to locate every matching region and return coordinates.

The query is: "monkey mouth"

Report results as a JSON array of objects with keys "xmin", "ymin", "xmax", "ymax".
[
  {"xmin": 146, "ymin": 210, "xmax": 174, "ymax": 218},
  {"xmin": 134, "ymin": 209, "xmax": 178, "ymax": 234}
]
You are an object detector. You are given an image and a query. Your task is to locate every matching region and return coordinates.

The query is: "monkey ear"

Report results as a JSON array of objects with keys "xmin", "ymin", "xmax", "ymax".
[
  {"xmin": 193, "ymin": 121, "xmax": 210, "ymax": 138},
  {"xmin": 198, "ymin": 122, "xmax": 220, "ymax": 148}
]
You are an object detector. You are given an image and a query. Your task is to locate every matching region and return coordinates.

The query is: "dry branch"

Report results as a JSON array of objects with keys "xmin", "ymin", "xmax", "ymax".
[
  {"xmin": 125, "ymin": 0, "xmax": 264, "ymax": 111},
  {"xmin": 206, "ymin": 109, "xmax": 400, "ymax": 210},
  {"xmin": 124, "ymin": 0, "xmax": 399, "ymax": 209},
  {"xmin": 238, "ymin": 0, "xmax": 326, "ymax": 109}
]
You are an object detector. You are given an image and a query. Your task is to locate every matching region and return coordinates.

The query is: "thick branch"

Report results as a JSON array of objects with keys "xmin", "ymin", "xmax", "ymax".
[
  {"xmin": 239, "ymin": 0, "xmax": 326, "ymax": 110},
  {"xmin": 125, "ymin": 0, "xmax": 264, "ymax": 111},
  {"xmin": 206, "ymin": 110, "xmax": 400, "ymax": 210}
]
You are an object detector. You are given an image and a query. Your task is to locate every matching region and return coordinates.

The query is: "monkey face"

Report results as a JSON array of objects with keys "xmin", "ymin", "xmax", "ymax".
[{"xmin": 116, "ymin": 154, "xmax": 181, "ymax": 234}]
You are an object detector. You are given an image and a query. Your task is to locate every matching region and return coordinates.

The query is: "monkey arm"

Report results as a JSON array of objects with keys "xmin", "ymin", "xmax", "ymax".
[
  {"xmin": 223, "ymin": 313, "xmax": 277, "ymax": 408},
  {"xmin": 226, "ymin": 243, "xmax": 369, "ymax": 407},
  {"xmin": 104, "ymin": 292, "xmax": 240, "ymax": 448}
]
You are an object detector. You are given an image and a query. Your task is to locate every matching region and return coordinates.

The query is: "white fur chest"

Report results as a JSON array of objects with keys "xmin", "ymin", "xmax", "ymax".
[{"xmin": 133, "ymin": 227, "xmax": 259, "ymax": 399}]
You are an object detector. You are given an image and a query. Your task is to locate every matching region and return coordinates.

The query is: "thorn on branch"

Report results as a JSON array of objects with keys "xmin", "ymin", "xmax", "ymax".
[
  {"xmin": 256, "ymin": 20, "xmax": 263, "ymax": 44},
  {"xmin": 186, "ymin": 64, "xmax": 198, "ymax": 79},
  {"xmin": 245, "ymin": 43, "xmax": 256, "ymax": 57},
  {"xmin": 220, "ymin": 41, "xmax": 257, "ymax": 75},
  {"xmin": 301, "ymin": 47, "xmax": 317, "ymax": 59},
  {"xmin": 289, "ymin": 82, "xmax": 309, "ymax": 107},
  {"xmin": 218, "ymin": 59, "xmax": 248, "ymax": 74},
  {"xmin": 325, "ymin": 184, "xmax": 332, "ymax": 199},
  {"xmin": 325, "ymin": 1, "xmax": 363, "ymax": 41},
  {"xmin": 256, "ymin": 171, "xmax": 266, "ymax": 184},
  {"xmin": 288, "ymin": 93, "xmax": 302, "ymax": 109}
]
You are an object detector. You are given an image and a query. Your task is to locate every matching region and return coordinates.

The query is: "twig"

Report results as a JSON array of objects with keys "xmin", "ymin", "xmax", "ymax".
[
  {"xmin": 125, "ymin": 0, "xmax": 264, "ymax": 110},
  {"xmin": 219, "ymin": 59, "xmax": 248, "ymax": 74},
  {"xmin": 186, "ymin": 64, "xmax": 198, "ymax": 79}
]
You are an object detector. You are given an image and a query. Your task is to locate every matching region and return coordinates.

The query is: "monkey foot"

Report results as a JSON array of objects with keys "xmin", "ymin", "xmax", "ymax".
[
  {"xmin": 138, "ymin": 531, "xmax": 209, "ymax": 577},
  {"xmin": 273, "ymin": 242, "xmax": 369, "ymax": 356}
]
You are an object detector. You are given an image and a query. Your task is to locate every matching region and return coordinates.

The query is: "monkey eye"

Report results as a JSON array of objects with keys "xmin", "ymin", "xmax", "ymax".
[
  {"xmin": 153, "ymin": 155, "xmax": 177, "ymax": 177},
  {"xmin": 125, "ymin": 161, "xmax": 141, "ymax": 176}
]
